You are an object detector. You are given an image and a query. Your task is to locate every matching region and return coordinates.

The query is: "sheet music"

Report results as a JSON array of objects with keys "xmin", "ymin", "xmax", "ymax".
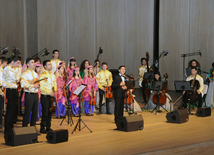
[{"xmin": 73, "ymin": 84, "xmax": 87, "ymax": 96}]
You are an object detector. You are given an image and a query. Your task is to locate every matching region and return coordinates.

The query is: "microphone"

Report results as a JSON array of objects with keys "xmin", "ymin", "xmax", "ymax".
[
  {"xmin": 199, "ymin": 51, "xmax": 202, "ymax": 57},
  {"xmin": 163, "ymin": 50, "xmax": 169, "ymax": 56},
  {"xmin": 99, "ymin": 47, "xmax": 103, "ymax": 54},
  {"xmin": 42, "ymin": 48, "xmax": 50, "ymax": 56},
  {"xmin": 0, "ymin": 47, "xmax": 9, "ymax": 54}
]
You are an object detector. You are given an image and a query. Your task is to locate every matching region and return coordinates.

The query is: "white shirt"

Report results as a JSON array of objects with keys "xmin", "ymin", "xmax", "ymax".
[{"xmin": 119, "ymin": 73, "xmax": 125, "ymax": 82}]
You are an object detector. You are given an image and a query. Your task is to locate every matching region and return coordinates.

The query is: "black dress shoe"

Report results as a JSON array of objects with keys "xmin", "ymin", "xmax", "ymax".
[
  {"xmin": 46, "ymin": 128, "xmax": 53, "ymax": 132},
  {"xmin": 97, "ymin": 112, "xmax": 103, "ymax": 115},
  {"xmin": 40, "ymin": 129, "xmax": 47, "ymax": 133},
  {"xmin": 106, "ymin": 111, "xmax": 112, "ymax": 115}
]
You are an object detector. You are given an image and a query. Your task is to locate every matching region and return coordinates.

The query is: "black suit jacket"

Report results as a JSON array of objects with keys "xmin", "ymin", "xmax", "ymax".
[{"xmin": 112, "ymin": 74, "xmax": 126, "ymax": 98}]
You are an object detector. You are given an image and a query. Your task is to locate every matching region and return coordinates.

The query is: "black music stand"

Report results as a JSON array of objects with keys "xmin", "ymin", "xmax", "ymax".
[
  {"xmin": 174, "ymin": 81, "xmax": 192, "ymax": 114},
  {"xmin": 151, "ymin": 81, "xmax": 168, "ymax": 114},
  {"xmin": 72, "ymin": 84, "xmax": 92, "ymax": 134},
  {"xmin": 60, "ymin": 80, "xmax": 74, "ymax": 126},
  {"xmin": 143, "ymin": 72, "xmax": 154, "ymax": 80}
]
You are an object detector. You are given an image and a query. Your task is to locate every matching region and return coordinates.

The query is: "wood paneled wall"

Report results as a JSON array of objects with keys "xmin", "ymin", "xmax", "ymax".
[
  {"xmin": 159, "ymin": 0, "xmax": 214, "ymax": 90},
  {"xmin": 37, "ymin": 0, "xmax": 154, "ymax": 82},
  {"xmin": 1, "ymin": 0, "xmax": 214, "ymax": 90}
]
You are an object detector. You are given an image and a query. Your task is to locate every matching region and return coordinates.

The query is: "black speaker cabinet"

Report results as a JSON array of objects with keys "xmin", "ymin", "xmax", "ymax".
[
  {"xmin": 46, "ymin": 129, "xmax": 68, "ymax": 144},
  {"xmin": 4, "ymin": 126, "xmax": 38, "ymax": 146},
  {"xmin": 166, "ymin": 109, "xmax": 189, "ymax": 123},
  {"xmin": 197, "ymin": 107, "xmax": 211, "ymax": 117},
  {"xmin": 116, "ymin": 115, "xmax": 144, "ymax": 132}
]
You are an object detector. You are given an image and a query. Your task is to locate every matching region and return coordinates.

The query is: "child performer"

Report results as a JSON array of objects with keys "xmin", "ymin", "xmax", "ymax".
[
  {"xmin": 83, "ymin": 65, "xmax": 98, "ymax": 116},
  {"xmin": 69, "ymin": 67, "xmax": 82, "ymax": 116},
  {"xmin": 55, "ymin": 65, "xmax": 67, "ymax": 118}
]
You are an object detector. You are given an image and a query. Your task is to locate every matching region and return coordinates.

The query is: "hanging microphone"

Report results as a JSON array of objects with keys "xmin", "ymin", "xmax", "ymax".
[
  {"xmin": 0, "ymin": 47, "xmax": 9, "ymax": 54},
  {"xmin": 199, "ymin": 51, "xmax": 202, "ymax": 57},
  {"xmin": 42, "ymin": 48, "xmax": 50, "ymax": 56}
]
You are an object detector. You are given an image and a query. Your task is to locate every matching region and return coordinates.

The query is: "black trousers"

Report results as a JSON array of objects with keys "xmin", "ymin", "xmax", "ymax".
[
  {"xmin": 0, "ymin": 95, "xmax": 3, "ymax": 124},
  {"xmin": 182, "ymin": 93, "xmax": 203, "ymax": 109},
  {"xmin": 41, "ymin": 95, "xmax": 52, "ymax": 130},
  {"xmin": 141, "ymin": 81, "xmax": 147, "ymax": 102},
  {"xmin": 114, "ymin": 97, "xmax": 124, "ymax": 123},
  {"xmin": 4, "ymin": 89, "xmax": 18, "ymax": 134},
  {"xmin": 99, "ymin": 88, "xmax": 109, "ymax": 113},
  {"xmin": 22, "ymin": 93, "xmax": 38, "ymax": 127}
]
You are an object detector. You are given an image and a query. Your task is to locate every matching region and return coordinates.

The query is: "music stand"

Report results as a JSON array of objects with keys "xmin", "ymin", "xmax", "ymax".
[
  {"xmin": 143, "ymin": 72, "xmax": 154, "ymax": 80},
  {"xmin": 60, "ymin": 80, "xmax": 74, "ymax": 126},
  {"xmin": 185, "ymin": 68, "xmax": 191, "ymax": 78},
  {"xmin": 174, "ymin": 81, "xmax": 192, "ymax": 114},
  {"xmin": 72, "ymin": 84, "xmax": 92, "ymax": 134},
  {"xmin": 151, "ymin": 81, "xmax": 168, "ymax": 114}
]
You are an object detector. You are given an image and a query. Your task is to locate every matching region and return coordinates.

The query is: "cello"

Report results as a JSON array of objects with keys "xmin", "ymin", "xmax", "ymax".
[
  {"xmin": 151, "ymin": 73, "xmax": 168, "ymax": 105},
  {"xmin": 183, "ymin": 74, "xmax": 200, "ymax": 105}
]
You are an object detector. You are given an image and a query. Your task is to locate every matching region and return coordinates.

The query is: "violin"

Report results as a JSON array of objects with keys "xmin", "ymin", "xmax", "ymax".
[
  {"xmin": 89, "ymin": 86, "xmax": 96, "ymax": 106},
  {"xmin": 28, "ymin": 77, "xmax": 48, "ymax": 84},
  {"xmin": 2, "ymin": 87, "xmax": 8, "ymax": 104},
  {"xmin": 17, "ymin": 82, "xmax": 22, "ymax": 97},
  {"xmin": 51, "ymin": 87, "xmax": 60, "ymax": 118},
  {"xmin": 105, "ymin": 79, "xmax": 113, "ymax": 98}
]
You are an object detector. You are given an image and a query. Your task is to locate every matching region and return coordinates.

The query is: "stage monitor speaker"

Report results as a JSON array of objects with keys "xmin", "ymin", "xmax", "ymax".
[
  {"xmin": 46, "ymin": 129, "xmax": 68, "ymax": 144},
  {"xmin": 4, "ymin": 126, "xmax": 38, "ymax": 146},
  {"xmin": 166, "ymin": 109, "xmax": 189, "ymax": 123},
  {"xmin": 116, "ymin": 115, "xmax": 144, "ymax": 132},
  {"xmin": 197, "ymin": 107, "xmax": 211, "ymax": 117}
]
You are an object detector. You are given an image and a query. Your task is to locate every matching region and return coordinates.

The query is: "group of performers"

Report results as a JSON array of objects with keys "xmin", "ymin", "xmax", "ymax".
[
  {"xmin": 139, "ymin": 56, "xmax": 214, "ymax": 113},
  {"xmin": 0, "ymin": 49, "xmax": 130, "ymax": 134},
  {"xmin": 0, "ymin": 49, "xmax": 214, "ymax": 135}
]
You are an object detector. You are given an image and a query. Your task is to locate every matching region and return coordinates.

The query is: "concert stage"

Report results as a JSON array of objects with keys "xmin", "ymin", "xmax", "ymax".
[
  {"xmin": 0, "ymin": 89, "xmax": 214, "ymax": 154},
  {"xmin": 0, "ymin": 108, "xmax": 214, "ymax": 155}
]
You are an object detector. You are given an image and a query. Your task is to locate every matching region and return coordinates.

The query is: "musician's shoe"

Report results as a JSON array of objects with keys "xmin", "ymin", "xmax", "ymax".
[
  {"xmin": 90, "ymin": 114, "xmax": 94, "ymax": 116},
  {"xmin": 97, "ymin": 112, "xmax": 103, "ymax": 115},
  {"xmin": 106, "ymin": 111, "xmax": 112, "ymax": 115},
  {"xmin": 86, "ymin": 114, "xmax": 90, "ymax": 116},
  {"xmin": 0, "ymin": 123, "xmax": 3, "ymax": 129},
  {"xmin": 46, "ymin": 128, "xmax": 53, "ymax": 132},
  {"xmin": 40, "ymin": 129, "xmax": 47, "ymax": 134}
]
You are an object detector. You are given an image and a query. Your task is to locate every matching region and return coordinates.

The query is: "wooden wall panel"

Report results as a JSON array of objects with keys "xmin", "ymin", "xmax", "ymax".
[
  {"xmin": 66, "ymin": 0, "xmax": 96, "ymax": 66},
  {"xmin": 96, "ymin": 0, "xmax": 125, "ymax": 70},
  {"xmin": 159, "ymin": 0, "xmax": 190, "ymax": 90},
  {"xmin": 189, "ymin": 0, "xmax": 214, "ymax": 78},
  {"xmin": 37, "ymin": 0, "xmax": 67, "ymax": 62},
  {"xmin": 124, "ymin": 0, "xmax": 154, "ymax": 78},
  {"xmin": 0, "ymin": 0, "xmax": 25, "ymax": 60}
]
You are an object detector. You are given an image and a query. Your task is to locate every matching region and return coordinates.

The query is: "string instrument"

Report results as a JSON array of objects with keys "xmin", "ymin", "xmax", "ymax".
[
  {"xmin": 17, "ymin": 82, "xmax": 22, "ymax": 97},
  {"xmin": 183, "ymin": 74, "xmax": 200, "ymax": 105},
  {"xmin": 89, "ymin": 86, "xmax": 96, "ymax": 106},
  {"xmin": 77, "ymin": 91, "xmax": 84, "ymax": 103},
  {"xmin": 3, "ymin": 87, "xmax": 8, "ymax": 104},
  {"xmin": 105, "ymin": 79, "xmax": 113, "ymax": 98},
  {"xmin": 28, "ymin": 77, "xmax": 48, "ymax": 84},
  {"xmin": 124, "ymin": 89, "xmax": 134, "ymax": 105},
  {"xmin": 124, "ymin": 73, "xmax": 136, "ymax": 105},
  {"xmin": 144, "ymin": 52, "xmax": 152, "ymax": 98},
  {"xmin": 51, "ymin": 87, "xmax": 60, "ymax": 118},
  {"xmin": 162, "ymin": 72, "xmax": 168, "ymax": 93},
  {"xmin": 151, "ymin": 73, "xmax": 168, "ymax": 105},
  {"xmin": 62, "ymin": 86, "xmax": 69, "ymax": 97}
]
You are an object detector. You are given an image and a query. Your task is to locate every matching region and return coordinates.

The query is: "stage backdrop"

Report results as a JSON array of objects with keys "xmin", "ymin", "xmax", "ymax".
[{"xmin": 1, "ymin": 0, "xmax": 214, "ymax": 90}]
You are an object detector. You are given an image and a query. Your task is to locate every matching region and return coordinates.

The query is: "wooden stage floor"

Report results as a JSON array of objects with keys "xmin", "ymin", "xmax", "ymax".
[{"xmin": 0, "ymin": 108, "xmax": 214, "ymax": 155}]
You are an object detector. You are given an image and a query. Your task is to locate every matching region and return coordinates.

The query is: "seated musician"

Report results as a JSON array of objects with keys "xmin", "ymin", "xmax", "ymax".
[
  {"xmin": 181, "ymin": 67, "xmax": 204, "ymax": 111},
  {"xmin": 143, "ymin": 71, "xmax": 173, "ymax": 112},
  {"xmin": 205, "ymin": 62, "xmax": 214, "ymax": 107},
  {"xmin": 138, "ymin": 58, "xmax": 150, "ymax": 103},
  {"xmin": 188, "ymin": 59, "xmax": 202, "ymax": 75}
]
